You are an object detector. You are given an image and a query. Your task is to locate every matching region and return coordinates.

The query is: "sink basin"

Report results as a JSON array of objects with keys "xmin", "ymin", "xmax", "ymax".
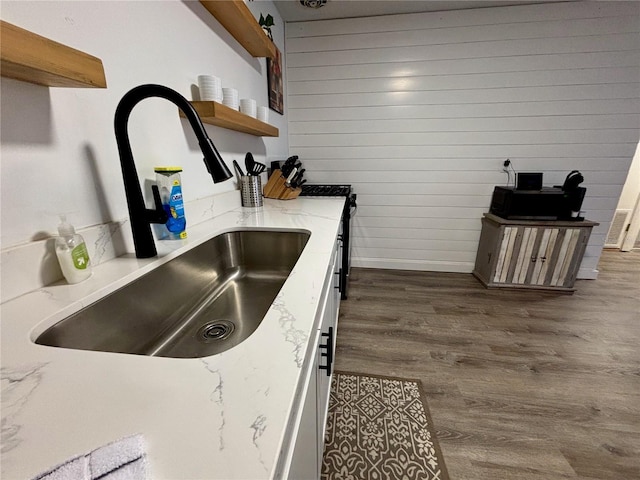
[{"xmin": 35, "ymin": 230, "xmax": 310, "ymax": 358}]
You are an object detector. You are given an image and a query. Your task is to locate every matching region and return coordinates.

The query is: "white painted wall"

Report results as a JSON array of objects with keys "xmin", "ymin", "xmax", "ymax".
[
  {"xmin": 0, "ymin": 0, "xmax": 287, "ymax": 250},
  {"xmin": 286, "ymin": 1, "xmax": 640, "ymax": 278}
]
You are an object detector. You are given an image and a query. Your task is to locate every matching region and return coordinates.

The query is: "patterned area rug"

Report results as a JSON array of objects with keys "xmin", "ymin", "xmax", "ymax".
[{"xmin": 322, "ymin": 372, "xmax": 449, "ymax": 480}]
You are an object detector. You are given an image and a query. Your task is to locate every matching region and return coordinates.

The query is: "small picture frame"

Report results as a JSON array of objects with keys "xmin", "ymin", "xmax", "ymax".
[{"xmin": 267, "ymin": 47, "xmax": 284, "ymax": 115}]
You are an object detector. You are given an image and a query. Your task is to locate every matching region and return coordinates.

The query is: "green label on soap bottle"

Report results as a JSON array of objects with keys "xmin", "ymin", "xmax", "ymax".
[{"xmin": 71, "ymin": 243, "xmax": 90, "ymax": 270}]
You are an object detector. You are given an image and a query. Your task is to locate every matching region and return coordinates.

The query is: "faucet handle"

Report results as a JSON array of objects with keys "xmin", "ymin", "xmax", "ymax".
[{"xmin": 147, "ymin": 185, "xmax": 169, "ymax": 224}]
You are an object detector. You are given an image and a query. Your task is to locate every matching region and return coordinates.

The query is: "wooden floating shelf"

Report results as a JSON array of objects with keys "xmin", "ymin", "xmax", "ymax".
[
  {"xmin": 183, "ymin": 101, "xmax": 279, "ymax": 137},
  {"xmin": 0, "ymin": 20, "xmax": 106, "ymax": 88},
  {"xmin": 199, "ymin": 0, "xmax": 276, "ymax": 58}
]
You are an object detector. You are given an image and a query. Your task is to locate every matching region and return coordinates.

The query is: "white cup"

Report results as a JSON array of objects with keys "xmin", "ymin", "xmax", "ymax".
[
  {"xmin": 197, "ymin": 75, "xmax": 222, "ymax": 102},
  {"xmin": 240, "ymin": 98, "xmax": 257, "ymax": 118},
  {"xmin": 222, "ymin": 87, "xmax": 239, "ymax": 110},
  {"xmin": 257, "ymin": 106, "xmax": 269, "ymax": 123}
]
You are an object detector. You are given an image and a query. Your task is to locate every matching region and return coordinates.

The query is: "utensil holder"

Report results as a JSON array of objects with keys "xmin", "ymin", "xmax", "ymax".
[
  {"xmin": 241, "ymin": 175, "xmax": 263, "ymax": 207},
  {"xmin": 263, "ymin": 170, "xmax": 301, "ymax": 200}
]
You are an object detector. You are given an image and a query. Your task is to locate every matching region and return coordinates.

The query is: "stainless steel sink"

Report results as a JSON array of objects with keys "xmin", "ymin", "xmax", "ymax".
[{"xmin": 35, "ymin": 230, "xmax": 310, "ymax": 358}]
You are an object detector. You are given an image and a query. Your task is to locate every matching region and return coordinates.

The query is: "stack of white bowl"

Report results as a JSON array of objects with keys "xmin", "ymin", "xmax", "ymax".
[
  {"xmin": 240, "ymin": 98, "xmax": 257, "ymax": 118},
  {"xmin": 257, "ymin": 106, "xmax": 269, "ymax": 123},
  {"xmin": 222, "ymin": 88, "xmax": 239, "ymax": 110},
  {"xmin": 197, "ymin": 75, "xmax": 222, "ymax": 102}
]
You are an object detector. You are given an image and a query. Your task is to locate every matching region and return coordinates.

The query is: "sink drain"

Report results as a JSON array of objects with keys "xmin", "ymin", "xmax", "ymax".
[{"xmin": 197, "ymin": 320, "xmax": 235, "ymax": 342}]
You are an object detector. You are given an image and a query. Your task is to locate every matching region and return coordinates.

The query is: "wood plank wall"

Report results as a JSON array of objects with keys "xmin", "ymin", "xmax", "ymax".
[{"xmin": 285, "ymin": 2, "xmax": 640, "ymax": 277}]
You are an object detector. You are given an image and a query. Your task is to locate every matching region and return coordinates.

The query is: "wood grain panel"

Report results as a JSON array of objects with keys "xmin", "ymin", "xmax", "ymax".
[
  {"xmin": 184, "ymin": 101, "xmax": 278, "ymax": 136},
  {"xmin": 0, "ymin": 20, "xmax": 106, "ymax": 88},
  {"xmin": 333, "ymin": 251, "xmax": 640, "ymax": 478},
  {"xmin": 198, "ymin": 0, "xmax": 276, "ymax": 58},
  {"xmin": 285, "ymin": 1, "xmax": 640, "ymax": 276}
]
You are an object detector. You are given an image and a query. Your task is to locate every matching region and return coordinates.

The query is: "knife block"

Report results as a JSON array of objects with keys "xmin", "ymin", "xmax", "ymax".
[{"xmin": 263, "ymin": 170, "xmax": 301, "ymax": 200}]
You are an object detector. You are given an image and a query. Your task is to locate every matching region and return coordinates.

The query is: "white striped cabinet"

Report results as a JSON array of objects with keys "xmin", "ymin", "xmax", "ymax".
[{"xmin": 473, "ymin": 213, "xmax": 599, "ymax": 292}]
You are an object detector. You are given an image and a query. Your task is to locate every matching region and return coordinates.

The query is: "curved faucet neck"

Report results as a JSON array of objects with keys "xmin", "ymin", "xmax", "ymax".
[
  {"xmin": 115, "ymin": 84, "xmax": 208, "ymax": 143},
  {"xmin": 114, "ymin": 84, "xmax": 231, "ymax": 259}
]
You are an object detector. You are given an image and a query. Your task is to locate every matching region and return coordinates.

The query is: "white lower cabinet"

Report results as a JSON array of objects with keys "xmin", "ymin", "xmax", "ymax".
[{"xmin": 287, "ymin": 239, "xmax": 340, "ymax": 479}]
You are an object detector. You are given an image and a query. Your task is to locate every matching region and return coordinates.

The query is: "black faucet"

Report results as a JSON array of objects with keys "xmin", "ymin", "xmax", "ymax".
[{"xmin": 114, "ymin": 84, "xmax": 232, "ymax": 258}]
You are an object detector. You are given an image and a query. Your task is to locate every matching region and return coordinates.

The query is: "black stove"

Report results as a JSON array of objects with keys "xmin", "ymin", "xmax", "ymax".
[
  {"xmin": 299, "ymin": 184, "xmax": 356, "ymax": 300},
  {"xmin": 300, "ymin": 184, "xmax": 353, "ymax": 197}
]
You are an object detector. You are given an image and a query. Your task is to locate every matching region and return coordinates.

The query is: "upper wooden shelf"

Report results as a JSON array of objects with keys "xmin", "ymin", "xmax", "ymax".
[
  {"xmin": 183, "ymin": 101, "xmax": 279, "ymax": 137},
  {"xmin": 199, "ymin": 0, "xmax": 277, "ymax": 58},
  {"xmin": 0, "ymin": 20, "xmax": 106, "ymax": 88}
]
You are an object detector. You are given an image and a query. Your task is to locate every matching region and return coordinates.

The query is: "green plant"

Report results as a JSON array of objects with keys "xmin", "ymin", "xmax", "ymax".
[{"xmin": 259, "ymin": 13, "xmax": 274, "ymax": 40}]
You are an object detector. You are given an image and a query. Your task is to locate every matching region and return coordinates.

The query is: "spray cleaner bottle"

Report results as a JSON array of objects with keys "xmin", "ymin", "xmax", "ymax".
[{"xmin": 55, "ymin": 215, "xmax": 92, "ymax": 284}]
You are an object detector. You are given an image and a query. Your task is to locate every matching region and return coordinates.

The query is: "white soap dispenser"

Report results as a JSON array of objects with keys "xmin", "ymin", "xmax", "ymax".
[{"xmin": 55, "ymin": 215, "xmax": 92, "ymax": 284}]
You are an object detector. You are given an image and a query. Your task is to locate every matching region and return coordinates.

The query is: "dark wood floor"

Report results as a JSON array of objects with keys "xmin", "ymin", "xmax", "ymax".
[{"xmin": 334, "ymin": 250, "xmax": 640, "ymax": 480}]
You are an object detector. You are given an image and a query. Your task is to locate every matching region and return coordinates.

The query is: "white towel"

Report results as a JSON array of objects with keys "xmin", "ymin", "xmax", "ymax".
[{"xmin": 33, "ymin": 434, "xmax": 147, "ymax": 480}]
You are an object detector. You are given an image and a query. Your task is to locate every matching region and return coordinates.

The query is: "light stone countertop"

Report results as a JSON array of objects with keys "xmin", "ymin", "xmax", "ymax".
[{"xmin": 0, "ymin": 197, "xmax": 346, "ymax": 480}]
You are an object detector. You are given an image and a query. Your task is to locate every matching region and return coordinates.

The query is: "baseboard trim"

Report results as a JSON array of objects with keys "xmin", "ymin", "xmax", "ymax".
[
  {"xmin": 352, "ymin": 258, "xmax": 600, "ymax": 280},
  {"xmin": 352, "ymin": 257, "xmax": 473, "ymax": 273}
]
